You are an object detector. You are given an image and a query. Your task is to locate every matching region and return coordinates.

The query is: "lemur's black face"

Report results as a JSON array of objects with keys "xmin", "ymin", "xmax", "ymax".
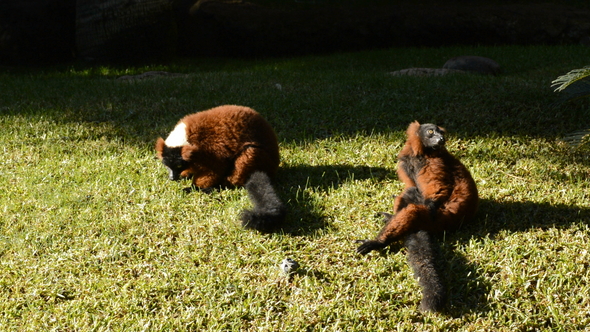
[
  {"xmin": 161, "ymin": 146, "xmax": 190, "ymax": 181},
  {"xmin": 419, "ymin": 124, "xmax": 446, "ymax": 150}
]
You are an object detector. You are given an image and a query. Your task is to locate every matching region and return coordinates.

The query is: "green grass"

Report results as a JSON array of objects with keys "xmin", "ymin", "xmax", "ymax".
[{"xmin": 1, "ymin": 45, "xmax": 590, "ymax": 331}]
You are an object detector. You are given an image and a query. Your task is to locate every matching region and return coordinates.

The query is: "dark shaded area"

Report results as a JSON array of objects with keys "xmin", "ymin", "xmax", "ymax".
[
  {"xmin": 0, "ymin": 0, "xmax": 76, "ymax": 65},
  {"xmin": 443, "ymin": 247, "xmax": 491, "ymax": 316},
  {"xmin": 76, "ymin": 0, "xmax": 177, "ymax": 63},
  {"xmin": 2, "ymin": 0, "xmax": 590, "ymax": 64},
  {"xmin": 178, "ymin": 1, "xmax": 590, "ymax": 58},
  {"xmin": 468, "ymin": 198, "xmax": 590, "ymax": 237}
]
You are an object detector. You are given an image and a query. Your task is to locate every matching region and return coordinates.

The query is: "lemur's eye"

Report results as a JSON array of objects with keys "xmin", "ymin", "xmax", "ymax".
[{"xmin": 427, "ymin": 129, "xmax": 434, "ymax": 135}]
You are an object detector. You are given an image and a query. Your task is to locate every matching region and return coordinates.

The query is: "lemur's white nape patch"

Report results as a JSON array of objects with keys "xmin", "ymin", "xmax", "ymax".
[{"xmin": 165, "ymin": 122, "xmax": 188, "ymax": 147}]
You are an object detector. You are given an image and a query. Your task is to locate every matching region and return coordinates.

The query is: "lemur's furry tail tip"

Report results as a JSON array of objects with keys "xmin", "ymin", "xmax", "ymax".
[
  {"xmin": 405, "ymin": 230, "xmax": 446, "ymax": 313},
  {"xmin": 240, "ymin": 171, "xmax": 285, "ymax": 233}
]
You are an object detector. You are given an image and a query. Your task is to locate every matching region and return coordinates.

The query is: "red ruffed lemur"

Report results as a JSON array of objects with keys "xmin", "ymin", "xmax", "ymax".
[
  {"xmin": 155, "ymin": 105, "xmax": 285, "ymax": 233},
  {"xmin": 357, "ymin": 121, "xmax": 479, "ymax": 312}
]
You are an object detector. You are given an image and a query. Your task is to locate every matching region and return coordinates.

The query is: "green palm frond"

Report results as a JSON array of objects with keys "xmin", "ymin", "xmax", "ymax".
[
  {"xmin": 552, "ymin": 67, "xmax": 590, "ymax": 149},
  {"xmin": 552, "ymin": 67, "xmax": 590, "ymax": 92}
]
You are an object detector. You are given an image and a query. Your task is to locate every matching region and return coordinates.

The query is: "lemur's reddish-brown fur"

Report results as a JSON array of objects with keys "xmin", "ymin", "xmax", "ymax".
[
  {"xmin": 155, "ymin": 105, "xmax": 280, "ymax": 188},
  {"xmin": 383, "ymin": 121, "xmax": 479, "ymax": 238},
  {"xmin": 357, "ymin": 121, "xmax": 478, "ymax": 312},
  {"xmin": 155, "ymin": 105, "xmax": 285, "ymax": 232}
]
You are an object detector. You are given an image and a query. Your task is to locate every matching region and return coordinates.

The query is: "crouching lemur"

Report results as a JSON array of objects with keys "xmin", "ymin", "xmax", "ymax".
[{"xmin": 155, "ymin": 105, "xmax": 285, "ymax": 233}]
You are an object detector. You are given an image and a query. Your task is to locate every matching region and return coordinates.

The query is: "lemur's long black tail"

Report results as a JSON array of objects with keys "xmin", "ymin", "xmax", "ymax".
[
  {"xmin": 240, "ymin": 171, "xmax": 286, "ymax": 233},
  {"xmin": 405, "ymin": 230, "xmax": 446, "ymax": 312}
]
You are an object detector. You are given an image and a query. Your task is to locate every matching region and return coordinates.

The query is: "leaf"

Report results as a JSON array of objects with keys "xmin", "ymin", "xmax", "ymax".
[{"xmin": 551, "ymin": 67, "xmax": 590, "ymax": 92}]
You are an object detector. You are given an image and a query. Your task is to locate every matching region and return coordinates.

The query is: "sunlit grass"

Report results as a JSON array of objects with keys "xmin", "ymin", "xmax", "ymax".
[{"xmin": 1, "ymin": 45, "xmax": 589, "ymax": 330}]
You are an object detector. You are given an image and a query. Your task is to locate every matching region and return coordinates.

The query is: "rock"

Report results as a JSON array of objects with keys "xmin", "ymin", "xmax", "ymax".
[
  {"xmin": 389, "ymin": 68, "xmax": 467, "ymax": 77},
  {"xmin": 279, "ymin": 258, "xmax": 299, "ymax": 275},
  {"xmin": 443, "ymin": 56, "xmax": 501, "ymax": 75},
  {"xmin": 117, "ymin": 71, "xmax": 185, "ymax": 81}
]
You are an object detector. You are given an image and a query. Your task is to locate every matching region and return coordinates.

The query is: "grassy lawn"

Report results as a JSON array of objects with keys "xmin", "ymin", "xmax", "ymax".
[{"xmin": 1, "ymin": 45, "xmax": 590, "ymax": 331}]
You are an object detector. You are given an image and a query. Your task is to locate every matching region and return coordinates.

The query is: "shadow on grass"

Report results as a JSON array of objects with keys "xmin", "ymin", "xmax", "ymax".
[
  {"xmin": 269, "ymin": 162, "xmax": 590, "ymax": 314},
  {"xmin": 437, "ymin": 198, "xmax": 590, "ymax": 317},
  {"xmin": 275, "ymin": 163, "xmax": 391, "ymax": 236},
  {"xmin": 362, "ymin": 198, "xmax": 590, "ymax": 316},
  {"xmin": 472, "ymin": 199, "xmax": 590, "ymax": 236}
]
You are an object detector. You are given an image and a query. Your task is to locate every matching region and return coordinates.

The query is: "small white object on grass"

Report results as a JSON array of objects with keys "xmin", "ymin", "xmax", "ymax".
[{"xmin": 279, "ymin": 258, "xmax": 299, "ymax": 275}]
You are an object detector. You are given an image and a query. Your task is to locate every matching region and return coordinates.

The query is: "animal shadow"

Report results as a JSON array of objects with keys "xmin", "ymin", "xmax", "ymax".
[
  {"xmin": 275, "ymin": 164, "xmax": 391, "ymax": 236},
  {"xmin": 435, "ymin": 198, "xmax": 590, "ymax": 316}
]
